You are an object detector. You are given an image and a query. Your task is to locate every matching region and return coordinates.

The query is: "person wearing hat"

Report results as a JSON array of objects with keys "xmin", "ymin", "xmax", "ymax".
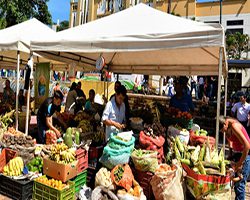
[
  {"xmin": 169, "ymin": 76, "xmax": 194, "ymax": 112},
  {"xmin": 231, "ymin": 94, "xmax": 250, "ymax": 135}
]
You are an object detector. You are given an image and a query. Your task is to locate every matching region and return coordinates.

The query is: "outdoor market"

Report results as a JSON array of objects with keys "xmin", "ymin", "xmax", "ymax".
[{"xmin": 0, "ymin": 3, "xmax": 249, "ymax": 200}]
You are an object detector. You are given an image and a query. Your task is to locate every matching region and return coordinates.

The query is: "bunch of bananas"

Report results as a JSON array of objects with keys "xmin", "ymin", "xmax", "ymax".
[
  {"xmin": 77, "ymin": 120, "xmax": 93, "ymax": 133},
  {"xmin": 93, "ymin": 127, "xmax": 105, "ymax": 144},
  {"xmin": 49, "ymin": 144, "xmax": 76, "ymax": 164},
  {"xmin": 3, "ymin": 157, "xmax": 24, "ymax": 177}
]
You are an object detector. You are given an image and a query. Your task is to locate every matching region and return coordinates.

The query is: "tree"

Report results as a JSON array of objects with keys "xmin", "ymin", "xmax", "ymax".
[
  {"xmin": 0, "ymin": 0, "xmax": 52, "ymax": 29},
  {"xmin": 57, "ymin": 20, "xmax": 69, "ymax": 32},
  {"xmin": 226, "ymin": 32, "xmax": 249, "ymax": 59}
]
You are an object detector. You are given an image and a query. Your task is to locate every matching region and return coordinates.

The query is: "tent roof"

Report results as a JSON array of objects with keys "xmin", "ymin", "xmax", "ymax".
[{"xmin": 31, "ymin": 4, "xmax": 227, "ymax": 76}]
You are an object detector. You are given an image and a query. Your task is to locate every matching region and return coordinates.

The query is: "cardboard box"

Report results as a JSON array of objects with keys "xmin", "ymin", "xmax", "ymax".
[{"xmin": 43, "ymin": 158, "xmax": 78, "ymax": 182}]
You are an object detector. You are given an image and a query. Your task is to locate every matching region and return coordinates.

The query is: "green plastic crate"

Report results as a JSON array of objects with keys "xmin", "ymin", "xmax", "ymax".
[
  {"xmin": 71, "ymin": 170, "xmax": 87, "ymax": 193},
  {"xmin": 33, "ymin": 178, "xmax": 75, "ymax": 200}
]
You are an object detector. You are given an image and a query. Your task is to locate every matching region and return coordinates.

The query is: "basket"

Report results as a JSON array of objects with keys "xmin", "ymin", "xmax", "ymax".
[
  {"xmin": 0, "ymin": 148, "xmax": 17, "ymax": 173},
  {"xmin": 33, "ymin": 178, "xmax": 75, "ymax": 200},
  {"xmin": 71, "ymin": 170, "xmax": 87, "ymax": 193},
  {"xmin": 0, "ymin": 175, "xmax": 33, "ymax": 200},
  {"xmin": 76, "ymin": 148, "xmax": 88, "ymax": 174}
]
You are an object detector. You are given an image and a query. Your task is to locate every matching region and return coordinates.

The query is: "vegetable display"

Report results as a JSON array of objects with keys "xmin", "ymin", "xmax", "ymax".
[
  {"xmin": 35, "ymin": 176, "xmax": 68, "ymax": 190},
  {"xmin": 27, "ymin": 157, "xmax": 43, "ymax": 173}
]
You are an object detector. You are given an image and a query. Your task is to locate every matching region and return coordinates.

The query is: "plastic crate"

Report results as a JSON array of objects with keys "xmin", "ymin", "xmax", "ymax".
[
  {"xmin": 133, "ymin": 168, "xmax": 155, "ymax": 200},
  {"xmin": 76, "ymin": 148, "xmax": 88, "ymax": 174},
  {"xmin": 0, "ymin": 148, "xmax": 17, "ymax": 173},
  {"xmin": 33, "ymin": 177, "xmax": 75, "ymax": 200},
  {"xmin": 71, "ymin": 170, "xmax": 87, "ymax": 193},
  {"xmin": 0, "ymin": 174, "xmax": 33, "ymax": 200}
]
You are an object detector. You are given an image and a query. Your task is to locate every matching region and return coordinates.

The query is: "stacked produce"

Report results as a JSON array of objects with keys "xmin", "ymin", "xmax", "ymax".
[
  {"xmin": 189, "ymin": 129, "xmax": 215, "ymax": 147},
  {"xmin": 35, "ymin": 176, "xmax": 68, "ymax": 190},
  {"xmin": 92, "ymin": 126, "xmax": 105, "ymax": 144},
  {"xmin": 139, "ymin": 124, "xmax": 165, "ymax": 163},
  {"xmin": 63, "ymin": 127, "xmax": 80, "ymax": 147},
  {"xmin": 1, "ymin": 130, "xmax": 35, "ymax": 148},
  {"xmin": 45, "ymin": 130, "xmax": 57, "ymax": 144},
  {"xmin": 78, "ymin": 120, "xmax": 93, "ymax": 133},
  {"xmin": 0, "ymin": 110, "xmax": 15, "ymax": 129},
  {"xmin": 27, "ymin": 157, "xmax": 43, "ymax": 173},
  {"xmin": 3, "ymin": 157, "xmax": 24, "ymax": 177},
  {"xmin": 49, "ymin": 143, "xmax": 76, "ymax": 164},
  {"xmin": 171, "ymin": 137, "xmax": 229, "ymax": 176}
]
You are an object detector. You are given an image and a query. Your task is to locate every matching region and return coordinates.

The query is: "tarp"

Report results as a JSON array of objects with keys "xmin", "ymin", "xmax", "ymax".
[{"xmin": 31, "ymin": 4, "xmax": 227, "ymax": 76}]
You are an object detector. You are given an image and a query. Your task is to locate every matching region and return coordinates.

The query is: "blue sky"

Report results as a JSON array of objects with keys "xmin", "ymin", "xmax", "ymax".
[{"xmin": 48, "ymin": 0, "xmax": 70, "ymax": 23}]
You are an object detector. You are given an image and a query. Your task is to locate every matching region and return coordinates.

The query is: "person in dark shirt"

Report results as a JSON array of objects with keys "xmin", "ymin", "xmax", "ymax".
[
  {"xmin": 170, "ymin": 77, "xmax": 194, "ymax": 112},
  {"xmin": 18, "ymin": 89, "xmax": 25, "ymax": 109},
  {"xmin": 75, "ymin": 82, "xmax": 86, "ymax": 113},
  {"xmin": 37, "ymin": 91, "xmax": 64, "ymax": 144}
]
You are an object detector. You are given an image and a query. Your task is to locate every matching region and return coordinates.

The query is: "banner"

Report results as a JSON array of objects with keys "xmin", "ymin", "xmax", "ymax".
[{"xmin": 35, "ymin": 63, "xmax": 50, "ymax": 109}]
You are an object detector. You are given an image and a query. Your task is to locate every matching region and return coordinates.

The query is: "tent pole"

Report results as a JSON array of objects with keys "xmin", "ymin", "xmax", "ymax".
[
  {"xmin": 25, "ymin": 53, "xmax": 33, "ymax": 135},
  {"xmin": 224, "ymin": 76, "xmax": 228, "ymax": 117},
  {"xmin": 159, "ymin": 76, "xmax": 163, "ymax": 96},
  {"xmin": 215, "ymin": 47, "xmax": 223, "ymax": 150},
  {"xmin": 15, "ymin": 51, "xmax": 20, "ymax": 131}
]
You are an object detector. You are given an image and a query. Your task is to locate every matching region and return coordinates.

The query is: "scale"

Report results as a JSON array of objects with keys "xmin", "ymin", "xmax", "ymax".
[{"xmin": 96, "ymin": 56, "xmax": 105, "ymax": 71}]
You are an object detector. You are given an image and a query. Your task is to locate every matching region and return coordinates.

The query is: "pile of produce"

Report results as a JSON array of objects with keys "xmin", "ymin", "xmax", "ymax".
[
  {"xmin": 0, "ymin": 110, "xmax": 15, "ymax": 129},
  {"xmin": 3, "ymin": 157, "xmax": 24, "ymax": 177},
  {"xmin": 167, "ymin": 107, "xmax": 192, "ymax": 120},
  {"xmin": 131, "ymin": 149, "xmax": 158, "ymax": 172},
  {"xmin": 189, "ymin": 130, "xmax": 215, "ymax": 147},
  {"xmin": 195, "ymin": 129, "xmax": 208, "ymax": 136},
  {"xmin": 49, "ymin": 143, "xmax": 76, "ymax": 164},
  {"xmin": 1, "ymin": 130, "xmax": 35, "ymax": 148},
  {"xmin": 74, "ymin": 111, "xmax": 92, "ymax": 122},
  {"xmin": 46, "ymin": 130, "xmax": 57, "ymax": 144},
  {"xmin": 171, "ymin": 137, "xmax": 229, "ymax": 176},
  {"xmin": 95, "ymin": 168, "xmax": 115, "ymax": 189},
  {"xmin": 35, "ymin": 176, "xmax": 68, "ymax": 190},
  {"xmin": 27, "ymin": 157, "xmax": 43, "ymax": 173},
  {"xmin": 139, "ymin": 126, "xmax": 165, "ymax": 162},
  {"xmin": 63, "ymin": 127, "xmax": 80, "ymax": 147},
  {"xmin": 92, "ymin": 126, "xmax": 105, "ymax": 144},
  {"xmin": 77, "ymin": 120, "xmax": 93, "ymax": 133}
]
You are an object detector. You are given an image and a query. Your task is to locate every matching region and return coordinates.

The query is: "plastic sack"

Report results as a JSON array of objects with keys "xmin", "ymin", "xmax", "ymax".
[
  {"xmin": 111, "ymin": 164, "xmax": 134, "ymax": 191},
  {"xmin": 189, "ymin": 131, "xmax": 215, "ymax": 148},
  {"xmin": 110, "ymin": 133, "xmax": 135, "ymax": 147},
  {"xmin": 45, "ymin": 130, "xmax": 57, "ymax": 145},
  {"xmin": 150, "ymin": 165, "xmax": 184, "ymax": 200},
  {"xmin": 95, "ymin": 167, "xmax": 115, "ymax": 190},
  {"xmin": 79, "ymin": 185, "xmax": 92, "ymax": 200},
  {"xmin": 91, "ymin": 186, "xmax": 119, "ymax": 200},
  {"xmin": 131, "ymin": 150, "xmax": 158, "ymax": 173}
]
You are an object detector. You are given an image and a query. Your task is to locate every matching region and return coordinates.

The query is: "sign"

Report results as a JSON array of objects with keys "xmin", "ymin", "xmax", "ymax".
[{"xmin": 35, "ymin": 62, "xmax": 50, "ymax": 108}]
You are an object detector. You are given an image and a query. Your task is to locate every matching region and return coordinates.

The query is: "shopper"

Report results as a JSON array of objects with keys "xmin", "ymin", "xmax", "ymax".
[
  {"xmin": 102, "ymin": 85, "xmax": 126, "ymax": 141},
  {"xmin": 191, "ymin": 76, "xmax": 198, "ymax": 100},
  {"xmin": 198, "ymin": 76, "xmax": 204, "ymax": 99},
  {"xmin": 219, "ymin": 116, "xmax": 250, "ymax": 200},
  {"xmin": 37, "ymin": 91, "xmax": 64, "ymax": 144},
  {"xmin": 65, "ymin": 82, "xmax": 78, "ymax": 114},
  {"xmin": 85, "ymin": 89, "xmax": 96, "ymax": 112},
  {"xmin": 170, "ymin": 77, "xmax": 194, "ymax": 112},
  {"xmin": 75, "ymin": 82, "xmax": 86, "ymax": 113},
  {"xmin": 231, "ymin": 94, "xmax": 250, "ymax": 134},
  {"xmin": 52, "ymin": 82, "xmax": 61, "ymax": 96},
  {"xmin": 18, "ymin": 89, "xmax": 25, "ymax": 109}
]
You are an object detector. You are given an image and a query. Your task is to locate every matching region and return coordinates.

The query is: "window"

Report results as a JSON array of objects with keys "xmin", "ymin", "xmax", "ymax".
[
  {"xmin": 226, "ymin": 28, "xmax": 243, "ymax": 35},
  {"xmin": 227, "ymin": 20, "xmax": 243, "ymax": 26}
]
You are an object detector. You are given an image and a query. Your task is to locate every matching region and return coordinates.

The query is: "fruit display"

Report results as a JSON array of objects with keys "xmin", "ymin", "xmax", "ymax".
[
  {"xmin": 170, "ymin": 137, "xmax": 229, "ymax": 176},
  {"xmin": 1, "ymin": 132, "xmax": 35, "ymax": 147},
  {"xmin": 92, "ymin": 126, "xmax": 105, "ymax": 144},
  {"xmin": 63, "ymin": 127, "xmax": 81, "ymax": 147},
  {"xmin": 195, "ymin": 129, "xmax": 208, "ymax": 136},
  {"xmin": 49, "ymin": 143, "xmax": 76, "ymax": 164},
  {"xmin": 77, "ymin": 120, "xmax": 93, "ymax": 133},
  {"xmin": 27, "ymin": 157, "xmax": 43, "ymax": 173},
  {"xmin": 46, "ymin": 130, "xmax": 57, "ymax": 145},
  {"xmin": 74, "ymin": 111, "xmax": 92, "ymax": 122},
  {"xmin": 35, "ymin": 176, "xmax": 68, "ymax": 190},
  {"xmin": 0, "ymin": 110, "xmax": 15, "ymax": 129},
  {"xmin": 3, "ymin": 157, "xmax": 24, "ymax": 177},
  {"xmin": 167, "ymin": 107, "xmax": 192, "ymax": 120}
]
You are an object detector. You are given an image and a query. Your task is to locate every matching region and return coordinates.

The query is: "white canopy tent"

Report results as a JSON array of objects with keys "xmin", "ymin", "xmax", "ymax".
[
  {"xmin": 31, "ymin": 4, "xmax": 228, "ymax": 148},
  {"xmin": 0, "ymin": 18, "xmax": 66, "ymax": 134}
]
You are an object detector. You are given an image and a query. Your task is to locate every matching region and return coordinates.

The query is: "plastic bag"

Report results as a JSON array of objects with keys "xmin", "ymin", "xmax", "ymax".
[
  {"xmin": 91, "ymin": 186, "xmax": 118, "ymax": 200},
  {"xmin": 79, "ymin": 185, "xmax": 92, "ymax": 200},
  {"xmin": 45, "ymin": 130, "xmax": 57, "ymax": 145},
  {"xmin": 111, "ymin": 164, "xmax": 134, "ymax": 191},
  {"xmin": 95, "ymin": 167, "xmax": 115, "ymax": 190},
  {"xmin": 131, "ymin": 150, "xmax": 158, "ymax": 172},
  {"xmin": 150, "ymin": 165, "xmax": 184, "ymax": 200}
]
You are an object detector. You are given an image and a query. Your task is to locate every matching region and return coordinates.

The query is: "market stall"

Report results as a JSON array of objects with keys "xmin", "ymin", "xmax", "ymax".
[{"xmin": 0, "ymin": 18, "xmax": 67, "ymax": 134}]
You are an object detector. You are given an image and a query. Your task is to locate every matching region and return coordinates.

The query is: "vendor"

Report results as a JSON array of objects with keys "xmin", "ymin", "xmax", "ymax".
[
  {"xmin": 110, "ymin": 81, "xmax": 122, "ymax": 100},
  {"xmin": 37, "ymin": 91, "xmax": 64, "ymax": 144},
  {"xmin": 65, "ymin": 82, "xmax": 78, "ymax": 114},
  {"xmin": 102, "ymin": 85, "xmax": 126, "ymax": 141},
  {"xmin": 2, "ymin": 79, "xmax": 15, "ymax": 105},
  {"xmin": 219, "ymin": 116, "xmax": 250, "ymax": 200},
  {"xmin": 169, "ymin": 77, "xmax": 194, "ymax": 112}
]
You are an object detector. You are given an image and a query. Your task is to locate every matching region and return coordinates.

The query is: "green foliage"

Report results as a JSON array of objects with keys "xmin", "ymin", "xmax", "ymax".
[
  {"xmin": 0, "ymin": 0, "xmax": 52, "ymax": 29},
  {"xmin": 57, "ymin": 20, "xmax": 69, "ymax": 32},
  {"xmin": 226, "ymin": 32, "xmax": 249, "ymax": 59}
]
